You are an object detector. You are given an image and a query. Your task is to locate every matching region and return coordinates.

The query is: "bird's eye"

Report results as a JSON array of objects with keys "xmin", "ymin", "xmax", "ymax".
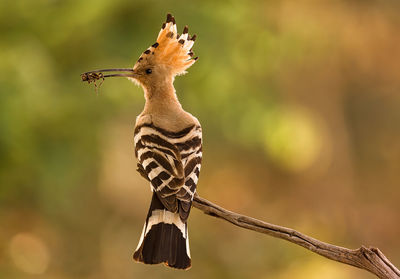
[{"xmin": 145, "ymin": 69, "xmax": 152, "ymax": 74}]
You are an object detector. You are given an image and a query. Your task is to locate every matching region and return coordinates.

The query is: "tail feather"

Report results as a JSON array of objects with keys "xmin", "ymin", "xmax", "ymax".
[{"xmin": 133, "ymin": 193, "xmax": 191, "ymax": 269}]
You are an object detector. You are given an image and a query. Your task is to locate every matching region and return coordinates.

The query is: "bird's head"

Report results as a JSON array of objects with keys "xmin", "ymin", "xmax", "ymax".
[{"xmin": 82, "ymin": 14, "xmax": 198, "ymax": 92}]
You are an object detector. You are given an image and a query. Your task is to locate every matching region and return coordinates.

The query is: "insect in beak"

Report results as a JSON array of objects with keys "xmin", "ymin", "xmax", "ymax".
[
  {"xmin": 81, "ymin": 68, "xmax": 139, "ymax": 83},
  {"xmin": 81, "ymin": 68, "xmax": 139, "ymax": 94}
]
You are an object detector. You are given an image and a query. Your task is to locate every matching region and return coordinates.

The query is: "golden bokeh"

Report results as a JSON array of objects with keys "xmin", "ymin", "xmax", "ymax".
[
  {"xmin": 0, "ymin": 0, "xmax": 399, "ymax": 278},
  {"xmin": 9, "ymin": 233, "xmax": 50, "ymax": 275}
]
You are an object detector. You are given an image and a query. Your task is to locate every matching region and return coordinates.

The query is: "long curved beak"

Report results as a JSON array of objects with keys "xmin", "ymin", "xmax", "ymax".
[{"xmin": 81, "ymin": 68, "xmax": 138, "ymax": 82}]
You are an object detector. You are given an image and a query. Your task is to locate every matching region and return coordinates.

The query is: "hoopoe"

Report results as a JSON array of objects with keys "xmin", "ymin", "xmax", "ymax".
[{"xmin": 82, "ymin": 14, "xmax": 201, "ymax": 269}]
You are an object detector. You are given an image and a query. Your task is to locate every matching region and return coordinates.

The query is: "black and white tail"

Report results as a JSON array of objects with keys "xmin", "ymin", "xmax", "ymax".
[{"xmin": 133, "ymin": 193, "xmax": 191, "ymax": 269}]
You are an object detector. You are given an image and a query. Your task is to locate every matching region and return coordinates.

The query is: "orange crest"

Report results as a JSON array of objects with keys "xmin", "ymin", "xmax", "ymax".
[{"xmin": 134, "ymin": 14, "xmax": 198, "ymax": 76}]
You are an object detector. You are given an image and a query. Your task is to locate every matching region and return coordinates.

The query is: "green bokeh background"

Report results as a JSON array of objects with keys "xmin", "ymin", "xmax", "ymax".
[{"xmin": 1, "ymin": 0, "xmax": 399, "ymax": 278}]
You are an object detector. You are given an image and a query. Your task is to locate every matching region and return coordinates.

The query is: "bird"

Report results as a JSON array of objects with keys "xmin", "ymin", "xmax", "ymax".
[{"xmin": 82, "ymin": 14, "xmax": 202, "ymax": 270}]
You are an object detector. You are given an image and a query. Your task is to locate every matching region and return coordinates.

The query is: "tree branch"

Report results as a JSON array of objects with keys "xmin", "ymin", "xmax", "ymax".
[{"xmin": 192, "ymin": 194, "xmax": 400, "ymax": 279}]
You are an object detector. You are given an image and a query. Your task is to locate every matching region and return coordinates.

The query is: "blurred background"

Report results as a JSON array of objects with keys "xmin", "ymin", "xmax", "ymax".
[{"xmin": 1, "ymin": 0, "xmax": 399, "ymax": 278}]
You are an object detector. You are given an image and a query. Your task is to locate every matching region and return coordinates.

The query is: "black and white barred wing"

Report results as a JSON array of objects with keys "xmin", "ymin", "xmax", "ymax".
[
  {"xmin": 133, "ymin": 123, "xmax": 202, "ymax": 269},
  {"xmin": 176, "ymin": 129, "xmax": 202, "ymax": 220},
  {"xmin": 134, "ymin": 124, "xmax": 202, "ymax": 214}
]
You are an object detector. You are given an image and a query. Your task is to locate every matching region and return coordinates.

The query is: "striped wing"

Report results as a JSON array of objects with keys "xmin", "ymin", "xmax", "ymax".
[{"xmin": 134, "ymin": 123, "xmax": 202, "ymax": 220}]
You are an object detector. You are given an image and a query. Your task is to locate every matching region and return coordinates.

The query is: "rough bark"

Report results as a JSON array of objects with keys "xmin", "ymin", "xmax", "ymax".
[{"xmin": 192, "ymin": 195, "xmax": 400, "ymax": 279}]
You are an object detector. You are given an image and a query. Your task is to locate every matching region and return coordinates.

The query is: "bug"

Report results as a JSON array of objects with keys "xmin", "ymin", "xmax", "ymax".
[{"xmin": 81, "ymin": 72, "xmax": 105, "ymax": 95}]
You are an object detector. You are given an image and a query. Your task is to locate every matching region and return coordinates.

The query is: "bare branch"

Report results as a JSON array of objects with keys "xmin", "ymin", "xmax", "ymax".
[{"xmin": 192, "ymin": 194, "xmax": 400, "ymax": 279}]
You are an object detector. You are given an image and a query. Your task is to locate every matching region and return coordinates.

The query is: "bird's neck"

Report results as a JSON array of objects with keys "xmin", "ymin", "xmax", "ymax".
[{"xmin": 142, "ymin": 78, "xmax": 182, "ymax": 113}]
